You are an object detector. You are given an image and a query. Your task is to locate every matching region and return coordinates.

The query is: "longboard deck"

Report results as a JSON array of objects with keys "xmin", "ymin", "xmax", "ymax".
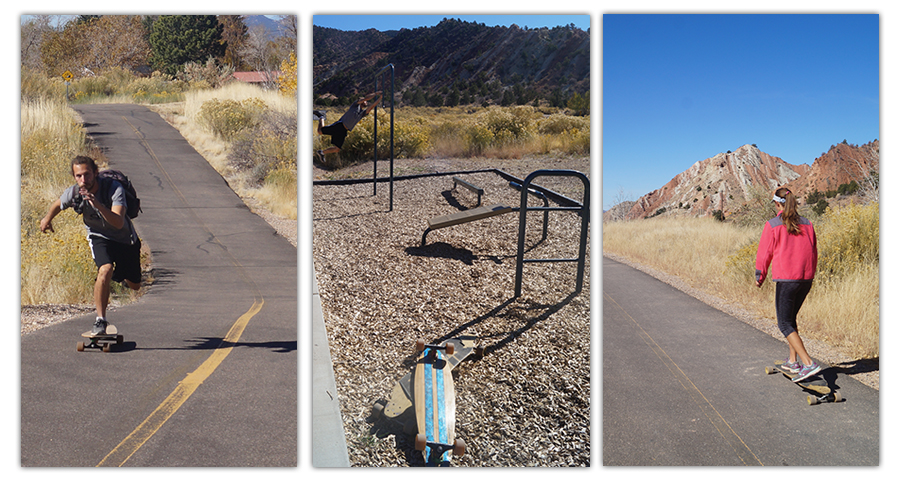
[
  {"xmin": 78, "ymin": 325, "xmax": 122, "ymax": 352},
  {"xmin": 414, "ymin": 343, "xmax": 459, "ymax": 465},
  {"xmin": 81, "ymin": 324, "xmax": 118, "ymax": 339},
  {"xmin": 765, "ymin": 361, "xmax": 842, "ymax": 405},
  {"xmin": 377, "ymin": 336, "xmax": 481, "ymax": 437}
]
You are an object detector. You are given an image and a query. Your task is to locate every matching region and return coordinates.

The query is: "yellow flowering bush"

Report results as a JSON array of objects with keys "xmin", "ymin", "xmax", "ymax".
[
  {"xmin": 198, "ymin": 97, "xmax": 268, "ymax": 141},
  {"xmin": 816, "ymin": 201, "xmax": 879, "ymax": 282}
]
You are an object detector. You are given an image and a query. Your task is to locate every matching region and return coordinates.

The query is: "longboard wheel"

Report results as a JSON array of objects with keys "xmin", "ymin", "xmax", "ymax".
[
  {"xmin": 834, "ymin": 391, "xmax": 842, "ymax": 402},
  {"xmin": 76, "ymin": 341, "xmax": 85, "ymax": 352},
  {"xmin": 116, "ymin": 335, "xmax": 123, "ymax": 345},
  {"xmin": 102, "ymin": 343, "xmax": 112, "ymax": 353},
  {"xmin": 416, "ymin": 339, "xmax": 425, "ymax": 353},
  {"xmin": 475, "ymin": 346, "xmax": 486, "ymax": 358},
  {"xmin": 453, "ymin": 438, "xmax": 466, "ymax": 457},
  {"xmin": 371, "ymin": 402, "xmax": 384, "ymax": 419},
  {"xmin": 414, "ymin": 433, "xmax": 427, "ymax": 451},
  {"xmin": 445, "ymin": 343, "xmax": 454, "ymax": 355},
  {"xmin": 807, "ymin": 395, "xmax": 820, "ymax": 406}
]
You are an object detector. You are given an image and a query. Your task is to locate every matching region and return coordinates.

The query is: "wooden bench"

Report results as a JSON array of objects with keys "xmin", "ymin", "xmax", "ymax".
[
  {"xmin": 421, "ymin": 204, "xmax": 513, "ymax": 246},
  {"xmin": 451, "ymin": 176, "xmax": 484, "ymax": 207}
]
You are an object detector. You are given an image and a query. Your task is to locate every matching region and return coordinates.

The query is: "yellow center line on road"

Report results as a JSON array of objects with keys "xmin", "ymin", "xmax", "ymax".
[
  {"xmin": 604, "ymin": 291, "xmax": 763, "ymax": 466},
  {"xmin": 96, "ymin": 299, "xmax": 263, "ymax": 467},
  {"xmin": 95, "ymin": 116, "xmax": 266, "ymax": 466}
]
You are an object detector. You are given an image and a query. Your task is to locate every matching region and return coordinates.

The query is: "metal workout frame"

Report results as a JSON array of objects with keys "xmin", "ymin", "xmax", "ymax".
[
  {"xmin": 373, "ymin": 63, "xmax": 395, "ymax": 211},
  {"xmin": 514, "ymin": 169, "xmax": 590, "ymax": 298}
]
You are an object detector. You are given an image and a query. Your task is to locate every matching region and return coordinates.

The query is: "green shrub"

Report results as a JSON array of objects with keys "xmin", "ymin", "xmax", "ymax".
[
  {"xmin": 228, "ymin": 109, "xmax": 297, "ymax": 185},
  {"xmin": 537, "ymin": 113, "xmax": 588, "ymax": 135},
  {"xmin": 198, "ymin": 97, "xmax": 267, "ymax": 141},
  {"xmin": 463, "ymin": 123, "xmax": 494, "ymax": 155},
  {"xmin": 333, "ymin": 110, "xmax": 431, "ymax": 163}
]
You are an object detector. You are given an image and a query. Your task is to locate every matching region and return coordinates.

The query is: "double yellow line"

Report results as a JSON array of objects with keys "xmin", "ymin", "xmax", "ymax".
[{"xmin": 97, "ymin": 116, "xmax": 265, "ymax": 467}]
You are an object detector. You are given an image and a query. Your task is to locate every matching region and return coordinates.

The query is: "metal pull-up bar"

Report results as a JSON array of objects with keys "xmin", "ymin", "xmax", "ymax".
[
  {"xmin": 373, "ymin": 63, "xmax": 395, "ymax": 211},
  {"xmin": 513, "ymin": 169, "xmax": 590, "ymax": 298}
]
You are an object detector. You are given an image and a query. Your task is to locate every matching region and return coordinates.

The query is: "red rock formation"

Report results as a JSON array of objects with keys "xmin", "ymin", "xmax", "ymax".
[{"xmin": 624, "ymin": 141, "xmax": 879, "ymax": 220}]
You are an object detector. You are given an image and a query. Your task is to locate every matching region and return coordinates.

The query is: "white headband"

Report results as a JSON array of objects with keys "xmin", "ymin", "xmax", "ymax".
[{"xmin": 773, "ymin": 194, "xmax": 786, "ymax": 204}]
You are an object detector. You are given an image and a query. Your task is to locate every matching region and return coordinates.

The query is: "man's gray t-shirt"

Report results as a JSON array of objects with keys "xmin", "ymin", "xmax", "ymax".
[
  {"xmin": 339, "ymin": 103, "xmax": 367, "ymax": 131},
  {"xmin": 60, "ymin": 178, "xmax": 138, "ymax": 245}
]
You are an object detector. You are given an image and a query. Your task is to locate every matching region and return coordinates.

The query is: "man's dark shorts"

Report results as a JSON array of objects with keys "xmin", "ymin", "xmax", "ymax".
[
  {"xmin": 321, "ymin": 122, "xmax": 349, "ymax": 149},
  {"xmin": 88, "ymin": 235, "xmax": 142, "ymax": 284}
]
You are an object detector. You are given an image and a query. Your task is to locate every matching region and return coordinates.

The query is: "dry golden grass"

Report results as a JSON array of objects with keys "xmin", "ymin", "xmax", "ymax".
[
  {"xmin": 20, "ymin": 98, "xmax": 98, "ymax": 305},
  {"xmin": 157, "ymin": 83, "xmax": 298, "ymax": 217},
  {"xmin": 603, "ymin": 210, "xmax": 879, "ymax": 358}
]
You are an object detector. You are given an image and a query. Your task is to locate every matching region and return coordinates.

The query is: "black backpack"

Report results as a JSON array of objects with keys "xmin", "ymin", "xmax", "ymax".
[{"xmin": 99, "ymin": 169, "xmax": 142, "ymax": 219}]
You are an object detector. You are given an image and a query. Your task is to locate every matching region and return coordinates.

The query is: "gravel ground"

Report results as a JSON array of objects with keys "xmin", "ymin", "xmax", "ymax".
[{"xmin": 313, "ymin": 155, "xmax": 592, "ymax": 467}]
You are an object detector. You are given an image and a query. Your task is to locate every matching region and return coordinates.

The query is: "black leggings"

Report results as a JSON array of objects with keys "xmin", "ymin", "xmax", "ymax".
[{"xmin": 775, "ymin": 281, "xmax": 812, "ymax": 337}]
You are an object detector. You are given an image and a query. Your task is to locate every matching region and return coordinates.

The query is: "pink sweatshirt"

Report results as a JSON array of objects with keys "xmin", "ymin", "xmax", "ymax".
[{"xmin": 755, "ymin": 213, "xmax": 818, "ymax": 283}]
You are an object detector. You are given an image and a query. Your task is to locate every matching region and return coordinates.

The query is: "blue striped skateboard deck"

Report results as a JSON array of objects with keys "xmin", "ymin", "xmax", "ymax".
[{"xmin": 414, "ymin": 339, "xmax": 466, "ymax": 466}]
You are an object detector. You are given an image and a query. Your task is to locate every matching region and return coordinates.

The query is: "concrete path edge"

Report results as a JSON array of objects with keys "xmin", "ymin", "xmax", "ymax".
[{"xmin": 312, "ymin": 270, "xmax": 351, "ymax": 467}]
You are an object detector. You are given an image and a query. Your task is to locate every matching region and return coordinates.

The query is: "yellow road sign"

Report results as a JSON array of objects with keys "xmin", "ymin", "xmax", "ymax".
[{"xmin": 62, "ymin": 70, "xmax": 73, "ymax": 82}]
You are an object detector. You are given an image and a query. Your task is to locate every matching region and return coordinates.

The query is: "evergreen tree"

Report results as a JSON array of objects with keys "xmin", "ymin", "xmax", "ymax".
[{"xmin": 148, "ymin": 15, "xmax": 225, "ymax": 75}]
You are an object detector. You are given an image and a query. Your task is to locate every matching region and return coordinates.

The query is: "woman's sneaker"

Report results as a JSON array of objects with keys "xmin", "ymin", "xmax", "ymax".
[
  {"xmin": 791, "ymin": 361, "xmax": 821, "ymax": 382},
  {"xmin": 780, "ymin": 359, "xmax": 801, "ymax": 374}
]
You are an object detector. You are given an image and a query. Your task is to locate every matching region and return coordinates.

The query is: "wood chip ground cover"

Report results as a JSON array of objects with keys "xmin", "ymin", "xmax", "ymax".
[{"xmin": 312, "ymin": 158, "xmax": 591, "ymax": 467}]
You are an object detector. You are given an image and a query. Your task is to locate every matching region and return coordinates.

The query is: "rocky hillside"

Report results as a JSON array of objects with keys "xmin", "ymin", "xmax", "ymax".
[
  {"xmin": 784, "ymin": 140, "xmax": 879, "ymax": 197},
  {"xmin": 622, "ymin": 141, "xmax": 879, "ymax": 220},
  {"xmin": 313, "ymin": 18, "xmax": 589, "ymax": 106}
]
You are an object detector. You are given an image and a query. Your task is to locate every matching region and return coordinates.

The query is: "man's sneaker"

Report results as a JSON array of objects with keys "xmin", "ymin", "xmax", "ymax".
[
  {"xmin": 314, "ymin": 110, "xmax": 326, "ymax": 121},
  {"xmin": 91, "ymin": 317, "xmax": 108, "ymax": 335},
  {"xmin": 791, "ymin": 361, "xmax": 821, "ymax": 383},
  {"xmin": 316, "ymin": 150, "xmax": 326, "ymax": 163},
  {"xmin": 780, "ymin": 359, "xmax": 801, "ymax": 374}
]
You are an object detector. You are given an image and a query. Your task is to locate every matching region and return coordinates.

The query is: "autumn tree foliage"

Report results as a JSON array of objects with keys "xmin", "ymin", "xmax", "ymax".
[
  {"xmin": 24, "ymin": 15, "xmax": 296, "ymax": 94},
  {"xmin": 38, "ymin": 15, "xmax": 150, "ymax": 77},
  {"xmin": 278, "ymin": 52, "xmax": 297, "ymax": 95}
]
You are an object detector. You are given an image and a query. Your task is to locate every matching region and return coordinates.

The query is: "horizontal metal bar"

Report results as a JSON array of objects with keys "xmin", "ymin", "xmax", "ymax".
[
  {"xmin": 522, "ymin": 258, "xmax": 580, "ymax": 263},
  {"xmin": 522, "ymin": 206, "xmax": 582, "ymax": 212}
]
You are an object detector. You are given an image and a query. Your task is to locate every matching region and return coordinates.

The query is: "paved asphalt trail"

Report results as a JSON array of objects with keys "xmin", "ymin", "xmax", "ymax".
[
  {"xmin": 21, "ymin": 104, "xmax": 297, "ymax": 466},
  {"xmin": 603, "ymin": 256, "xmax": 878, "ymax": 466}
]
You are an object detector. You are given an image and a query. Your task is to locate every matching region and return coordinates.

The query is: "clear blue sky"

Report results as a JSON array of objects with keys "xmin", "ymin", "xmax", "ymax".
[
  {"xmin": 602, "ymin": 14, "xmax": 879, "ymax": 210},
  {"xmin": 313, "ymin": 14, "xmax": 590, "ymax": 32}
]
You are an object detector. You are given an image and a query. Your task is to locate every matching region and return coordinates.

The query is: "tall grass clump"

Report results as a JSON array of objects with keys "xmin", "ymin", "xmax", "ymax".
[
  {"xmin": 20, "ymin": 98, "xmax": 97, "ymax": 304},
  {"xmin": 21, "ymin": 68, "xmax": 66, "ymax": 103},
  {"xmin": 604, "ymin": 216, "xmax": 759, "ymax": 293}
]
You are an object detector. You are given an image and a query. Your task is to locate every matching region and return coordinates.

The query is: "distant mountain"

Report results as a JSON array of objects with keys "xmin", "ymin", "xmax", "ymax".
[
  {"xmin": 313, "ymin": 18, "xmax": 589, "ymax": 106},
  {"xmin": 619, "ymin": 140, "xmax": 879, "ymax": 220},
  {"xmin": 244, "ymin": 15, "xmax": 286, "ymax": 41}
]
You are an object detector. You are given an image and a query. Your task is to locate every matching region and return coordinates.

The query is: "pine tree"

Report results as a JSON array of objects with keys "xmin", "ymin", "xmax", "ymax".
[{"xmin": 148, "ymin": 15, "xmax": 225, "ymax": 75}]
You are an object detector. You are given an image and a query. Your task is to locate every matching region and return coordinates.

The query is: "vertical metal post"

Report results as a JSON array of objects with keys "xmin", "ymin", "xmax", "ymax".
[{"xmin": 373, "ymin": 64, "xmax": 395, "ymax": 211}]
